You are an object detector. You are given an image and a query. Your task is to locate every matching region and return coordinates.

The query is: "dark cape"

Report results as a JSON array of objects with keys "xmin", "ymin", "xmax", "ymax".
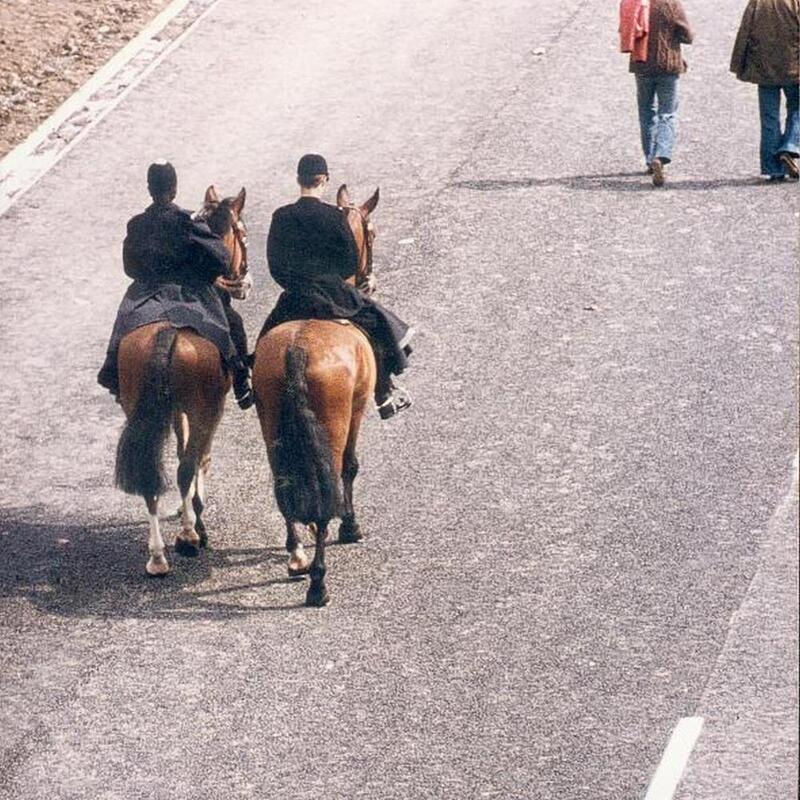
[
  {"xmin": 98, "ymin": 202, "xmax": 236, "ymax": 391},
  {"xmin": 258, "ymin": 196, "xmax": 411, "ymax": 375}
]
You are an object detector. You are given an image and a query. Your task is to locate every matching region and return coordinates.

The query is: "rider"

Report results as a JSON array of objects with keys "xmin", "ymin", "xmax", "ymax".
[
  {"xmin": 258, "ymin": 154, "xmax": 413, "ymax": 419},
  {"xmin": 97, "ymin": 161, "xmax": 253, "ymax": 409}
]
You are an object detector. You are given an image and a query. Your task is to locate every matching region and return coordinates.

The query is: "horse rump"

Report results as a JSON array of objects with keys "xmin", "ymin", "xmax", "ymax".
[
  {"xmin": 273, "ymin": 345, "xmax": 343, "ymax": 525},
  {"xmin": 115, "ymin": 326, "xmax": 177, "ymax": 498}
]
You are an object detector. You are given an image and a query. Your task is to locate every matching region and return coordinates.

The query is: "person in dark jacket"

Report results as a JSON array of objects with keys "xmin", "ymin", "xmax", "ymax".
[
  {"xmin": 258, "ymin": 154, "xmax": 413, "ymax": 419},
  {"xmin": 731, "ymin": 0, "xmax": 800, "ymax": 180},
  {"xmin": 623, "ymin": 0, "xmax": 694, "ymax": 186},
  {"xmin": 97, "ymin": 161, "xmax": 253, "ymax": 409}
]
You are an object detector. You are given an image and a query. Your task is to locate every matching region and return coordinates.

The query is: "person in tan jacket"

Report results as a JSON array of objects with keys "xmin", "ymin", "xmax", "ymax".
[
  {"xmin": 731, "ymin": 0, "xmax": 800, "ymax": 180},
  {"xmin": 623, "ymin": 0, "xmax": 694, "ymax": 187}
]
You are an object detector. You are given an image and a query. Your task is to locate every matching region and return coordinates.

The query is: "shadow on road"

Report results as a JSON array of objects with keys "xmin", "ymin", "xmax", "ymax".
[
  {"xmin": 0, "ymin": 506, "xmax": 307, "ymax": 620},
  {"xmin": 449, "ymin": 174, "xmax": 766, "ymax": 192}
]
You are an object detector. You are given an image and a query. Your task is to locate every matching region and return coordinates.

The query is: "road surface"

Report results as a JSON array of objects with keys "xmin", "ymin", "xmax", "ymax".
[{"xmin": 0, "ymin": 1, "xmax": 797, "ymax": 798}]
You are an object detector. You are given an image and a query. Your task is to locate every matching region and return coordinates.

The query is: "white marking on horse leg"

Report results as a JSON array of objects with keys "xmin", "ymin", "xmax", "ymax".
[
  {"xmin": 196, "ymin": 466, "xmax": 207, "ymax": 506},
  {"xmin": 180, "ymin": 475, "xmax": 197, "ymax": 535},
  {"xmin": 146, "ymin": 510, "xmax": 169, "ymax": 575},
  {"xmin": 288, "ymin": 543, "xmax": 309, "ymax": 573},
  {"xmin": 179, "ymin": 412, "xmax": 190, "ymax": 452}
]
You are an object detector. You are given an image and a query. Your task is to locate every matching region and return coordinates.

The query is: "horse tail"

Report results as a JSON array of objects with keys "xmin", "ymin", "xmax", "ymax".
[
  {"xmin": 273, "ymin": 345, "xmax": 343, "ymax": 525},
  {"xmin": 115, "ymin": 327, "xmax": 177, "ymax": 498}
]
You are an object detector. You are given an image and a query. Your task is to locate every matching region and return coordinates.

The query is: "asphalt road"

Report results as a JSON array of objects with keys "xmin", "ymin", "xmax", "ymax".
[{"xmin": 0, "ymin": 1, "xmax": 797, "ymax": 798}]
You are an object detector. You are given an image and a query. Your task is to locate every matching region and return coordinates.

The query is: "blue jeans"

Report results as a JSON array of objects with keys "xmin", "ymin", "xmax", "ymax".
[
  {"xmin": 758, "ymin": 84, "xmax": 800, "ymax": 176},
  {"xmin": 636, "ymin": 74, "xmax": 679, "ymax": 165}
]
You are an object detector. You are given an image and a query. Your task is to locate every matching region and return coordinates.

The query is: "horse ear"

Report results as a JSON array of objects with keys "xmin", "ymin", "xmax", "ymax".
[
  {"xmin": 336, "ymin": 184, "xmax": 350, "ymax": 208},
  {"xmin": 361, "ymin": 187, "xmax": 379, "ymax": 216},
  {"xmin": 205, "ymin": 185, "xmax": 220, "ymax": 204},
  {"xmin": 232, "ymin": 187, "xmax": 246, "ymax": 214}
]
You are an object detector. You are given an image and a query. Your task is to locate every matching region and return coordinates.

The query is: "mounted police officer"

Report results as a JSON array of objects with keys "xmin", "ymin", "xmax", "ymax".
[
  {"xmin": 258, "ymin": 154, "xmax": 413, "ymax": 419},
  {"xmin": 97, "ymin": 161, "xmax": 253, "ymax": 409}
]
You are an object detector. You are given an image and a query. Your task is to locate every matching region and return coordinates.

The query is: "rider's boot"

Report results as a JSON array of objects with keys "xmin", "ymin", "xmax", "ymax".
[
  {"xmin": 224, "ymin": 303, "xmax": 253, "ymax": 409},
  {"xmin": 233, "ymin": 365, "xmax": 254, "ymax": 410},
  {"xmin": 375, "ymin": 372, "xmax": 412, "ymax": 420},
  {"xmin": 97, "ymin": 359, "xmax": 121, "ymax": 403}
]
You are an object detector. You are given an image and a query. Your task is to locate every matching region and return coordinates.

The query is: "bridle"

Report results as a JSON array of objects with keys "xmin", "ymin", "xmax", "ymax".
[
  {"xmin": 228, "ymin": 213, "xmax": 249, "ymax": 279},
  {"xmin": 196, "ymin": 200, "xmax": 249, "ymax": 280},
  {"xmin": 343, "ymin": 205, "xmax": 375, "ymax": 293}
]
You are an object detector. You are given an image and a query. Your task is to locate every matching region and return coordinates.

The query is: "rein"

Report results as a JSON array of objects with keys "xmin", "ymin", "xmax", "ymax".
[
  {"xmin": 343, "ymin": 205, "xmax": 374, "ymax": 290},
  {"xmin": 198, "ymin": 201, "xmax": 248, "ymax": 279},
  {"xmin": 230, "ymin": 215, "xmax": 249, "ymax": 277}
]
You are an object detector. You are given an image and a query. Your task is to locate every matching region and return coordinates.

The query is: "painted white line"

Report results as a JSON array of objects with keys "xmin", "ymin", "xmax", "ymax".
[
  {"xmin": 773, "ymin": 450, "xmax": 799, "ymax": 530},
  {"xmin": 0, "ymin": 0, "xmax": 222, "ymax": 219},
  {"xmin": 644, "ymin": 717, "xmax": 704, "ymax": 800}
]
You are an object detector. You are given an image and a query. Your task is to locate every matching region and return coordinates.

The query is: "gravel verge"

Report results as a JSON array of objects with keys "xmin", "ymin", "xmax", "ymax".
[{"xmin": 0, "ymin": 1, "xmax": 174, "ymax": 158}]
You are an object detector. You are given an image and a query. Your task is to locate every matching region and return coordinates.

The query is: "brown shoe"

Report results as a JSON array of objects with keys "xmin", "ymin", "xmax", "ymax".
[
  {"xmin": 652, "ymin": 158, "xmax": 665, "ymax": 187},
  {"xmin": 779, "ymin": 152, "xmax": 799, "ymax": 180}
]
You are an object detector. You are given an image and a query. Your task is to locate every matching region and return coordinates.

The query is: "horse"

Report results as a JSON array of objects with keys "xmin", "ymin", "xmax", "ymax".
[
  {"xmin": 114, "ymin": 185, "xmax": 248, "ymax": 576},
  {"xmin": 252, "ymin": 184, "xmax": 379, "ymax": 607}
]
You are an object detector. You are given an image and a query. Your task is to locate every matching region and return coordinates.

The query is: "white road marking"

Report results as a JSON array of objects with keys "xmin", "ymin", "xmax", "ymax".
[
  {"xmin": 0, "ymin": 0, "xmax": 222, "ymax": 218},
  {"xmin": 645, "ymin": 453, "xmax": 797, "ymax": 798},
  {"xmin": 644, "ymin": 717, "xmax": 704, "ymax": 800},
  {"xmin": 774, "ymin": 451, "xmax": 799, "ymax": 530}
]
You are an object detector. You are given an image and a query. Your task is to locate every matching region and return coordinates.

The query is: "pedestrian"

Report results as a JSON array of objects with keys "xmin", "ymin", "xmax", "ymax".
[
  {"xmin": 258, "ymin": 154, "xmax": 414, "ymax": 419},
  {"xmin": 730, "ymin": 0, "xmax": 800, "ymax": 181},
  {"xmin": 620, "ymin": 0, "xmax": 694, "ymax": 186}
]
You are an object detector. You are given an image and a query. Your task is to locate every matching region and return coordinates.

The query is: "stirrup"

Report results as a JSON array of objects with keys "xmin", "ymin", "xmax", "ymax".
[
  {"xmin": 377, "ymin": 387, "xmax": 413, "ymax": 420},
  {"xmin": 234, "ymin": 384, "xmax": 254, "ymax": 410}
]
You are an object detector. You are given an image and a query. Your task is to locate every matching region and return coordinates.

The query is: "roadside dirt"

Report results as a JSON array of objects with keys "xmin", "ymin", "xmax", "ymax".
[{"xmin": 0, "ymin": 0, "xmax": 173, "ymax": 159}]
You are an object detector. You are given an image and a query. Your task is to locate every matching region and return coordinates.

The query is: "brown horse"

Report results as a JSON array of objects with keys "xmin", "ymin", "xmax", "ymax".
[
  {"xmin": 115, "ymin": 185, "xmax": 248, "ymax": 576},
  {"xmin": 252, "ymin": 184, "xmax": 379, "ymax": 606}
]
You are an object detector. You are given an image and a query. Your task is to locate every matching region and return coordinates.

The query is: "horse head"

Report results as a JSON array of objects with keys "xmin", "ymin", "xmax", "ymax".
[
  {"xmin": 337, "ymin": 184, "xmax": 379, "ymax": 295},
  {"xmin": 196, "ymin": 185, "xmax": 251, "ymax": 299}
]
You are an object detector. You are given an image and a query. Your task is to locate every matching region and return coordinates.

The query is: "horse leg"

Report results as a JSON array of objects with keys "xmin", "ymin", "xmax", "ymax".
[
  {"xmin": 175, "ymin": 408, "xmax": 219, "ymax": 555},
  {"xmin": 339, "ymin": 412, "xmax": 365, "ymax": 544},
  {"xmin": 192, "ymin": 454, "xmax": 210, "ymax": 548},
  {"xmin": 174, "ymin": 411, "xmax": 189, "ymax": 520},
  {"xmin": 145, "ymin": 495, "xmax": 170, "ymax": 576},
  {"xmin": 339, "ymin": 450, "xmax": 362, "ymax": 544},
  {"xmin": 175, "ymin": 456, "xmax": 201, "ymax": 557},
  {"xmin": 286, "ymin": 520, "xmax": 310, "ymax": 577},
  {"xmin": 173, "ymin": 373, "xmax": 217, "ymax": 555},
  {"xmin": 174, "ymin": 409, "xmax": 201, "ymax": 554},
  {"xmin": 306, "ymin": 521, "xmax": 330, "ymax": 607},
  {"xmin": 170, "ymin": 331, "xmax": 227, "ymax": 553}
]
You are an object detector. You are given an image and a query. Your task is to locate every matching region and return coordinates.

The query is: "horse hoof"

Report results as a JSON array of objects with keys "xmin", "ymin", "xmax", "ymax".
[
  {"xmin": 146, "ymin": 557, "xmax": 170, "ymax": 577},
  {"xmin": 339, "ymin": 525, "xmax": 363, "ymax": 544},
  {"xmin": 305, "ymin": 586, "xmax": 330, "ymax": 607},
  {"xmin": 198, "ymin": 530, "xmax": 208, "ymax": 549},
  {"xmin": 174, "ymin": 538, "xmax": 200, "ymax": 558},
  {"xmin": 288, "ymin": 562, "xmax": 310, "ymax": 579}
]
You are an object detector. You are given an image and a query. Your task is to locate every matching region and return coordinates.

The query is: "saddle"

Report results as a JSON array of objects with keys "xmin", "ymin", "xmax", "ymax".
[{"xmin": 333, "ymin": 318, "xmax": 372, "ymax": 345}]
